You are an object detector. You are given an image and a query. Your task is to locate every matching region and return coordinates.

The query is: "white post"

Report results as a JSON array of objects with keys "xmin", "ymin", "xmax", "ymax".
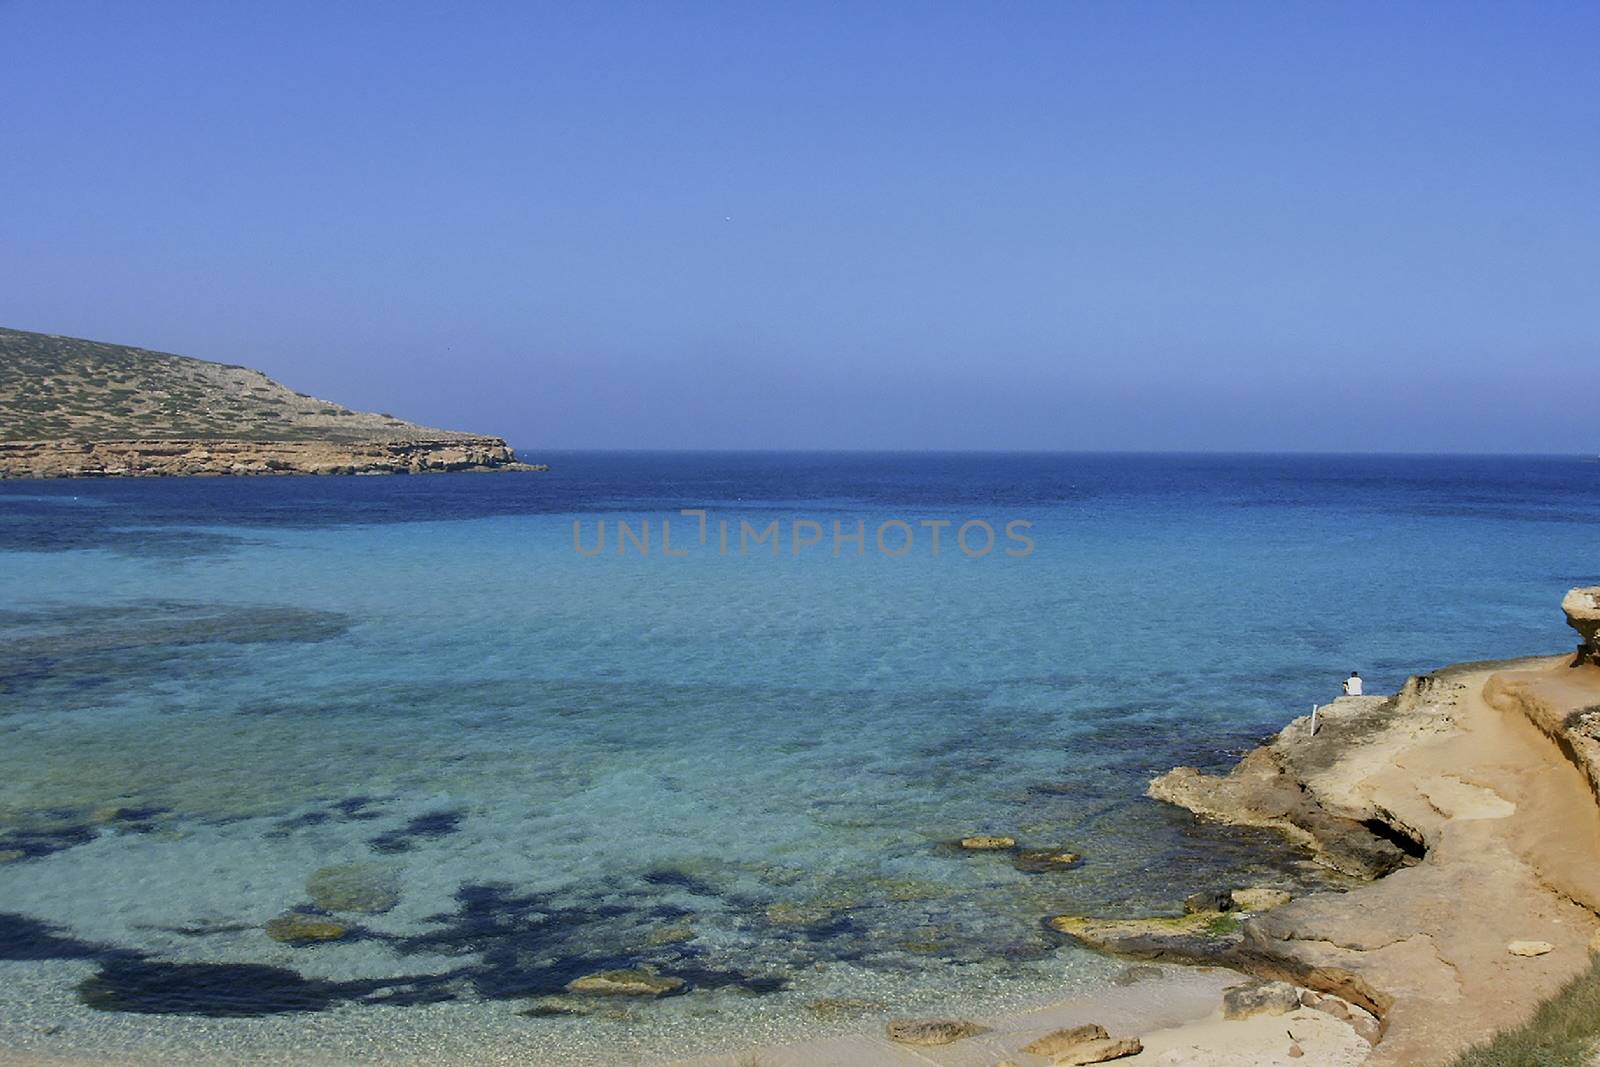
[{"xmin": 1310, "ymin": 704, "xmax": 1319, "ymax": 735}]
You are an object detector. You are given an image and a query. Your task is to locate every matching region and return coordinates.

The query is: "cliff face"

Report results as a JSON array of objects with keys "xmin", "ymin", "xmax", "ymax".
[
  {"xmin": 0, "ymin": 326, "xmax": 541, "ymax": 478},
  {"xmin": 0, "ymin": 437, "xmax": 538, "ymax": 478}
]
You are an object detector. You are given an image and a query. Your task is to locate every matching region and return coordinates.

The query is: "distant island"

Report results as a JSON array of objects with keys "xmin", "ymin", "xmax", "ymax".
[{"xmin": 0, "ymin": 327, "xmax": 543, "ymax": 478}]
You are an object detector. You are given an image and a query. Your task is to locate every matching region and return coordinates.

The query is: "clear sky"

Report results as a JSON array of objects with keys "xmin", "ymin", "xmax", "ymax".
[{"xmin": 2, "ymin": 1, "xmax": 1596, "ymax": 452}]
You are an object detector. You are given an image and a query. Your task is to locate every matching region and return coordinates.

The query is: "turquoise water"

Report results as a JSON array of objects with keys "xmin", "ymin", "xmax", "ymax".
[{"xmin": 1, "ymin": 452, "xmax": 1596, "ymax": 1064}]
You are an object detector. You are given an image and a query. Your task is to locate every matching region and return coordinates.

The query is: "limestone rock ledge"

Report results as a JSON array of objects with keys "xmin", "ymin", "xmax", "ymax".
[
  {"xmin": 1148, "ymin": 691, "xmax": 1444, "ymax": 877},
  {"xmin": 0, "ymin": 437, "xmax": 546, "ymax": 478},
  {"xmin": 1132, "ymin": 647, "xmax": 1600, "ymax": 1066}
]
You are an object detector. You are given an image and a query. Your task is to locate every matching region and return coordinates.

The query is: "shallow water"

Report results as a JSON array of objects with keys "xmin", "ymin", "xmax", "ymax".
[{"xmin": 1, "ymin": 452, "xmax": 1596, "ymax": 1064}]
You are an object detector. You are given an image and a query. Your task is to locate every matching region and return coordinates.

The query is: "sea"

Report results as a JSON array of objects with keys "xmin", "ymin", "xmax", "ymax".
[{"xmin": 1, "ymin": 451, "xmax": 1596, "ymax": 1065}]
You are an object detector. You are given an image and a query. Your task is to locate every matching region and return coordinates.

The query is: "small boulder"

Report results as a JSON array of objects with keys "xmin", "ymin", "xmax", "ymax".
[
  {"xmin": 518, "ymin": 994, "xmax": 603, "ymax": 1016},
  {"xmin": 1023, "ymin": 1025, "xmax": 1142, "ymax": 1065},
  {"xmin": 1508, "ymin": 940, "xmax": 1555, "ymax": 957},
  {"xmin": 646, "ymin": 922, "xmax": 696, "ymax": 945},
  {"xmin": 959, "ymin": 835, "xmax": 1017, "ymax": 850},
  {"xmin": 1183, "ymin": 890, "xmax": 1233, "ymax": 914},
  {"xmin": 1230, "ymin": 886, "xmax": 1292, "ymax": 911},
  {"xmin": 1301, "ymin": 990, "xmax": 1383, "ymax": 1044},
  {"xmin": 1053, "ymin": 1037, "xmax": 1143, "ymax": 1065},
  {"xmin": 1299, "ymin": 989, "xmax": 1351, "ymax": 1021},
  {"xmin": 264, "ymin": 912, "xmax": 349, "ymax": 943},
  {"xmin": 885, "ymin": 1018, "xmax": 986, "ymax": 1045},
  {"xmin": 1014, "ymin": 847, "xmax": 1083, "ymax": 872},
  {"xmin": 1023, "ymin": 1024, "xmax": 1108, "ymax": 1056},
  {"xmin": 1222, "ymin": 979, "xmax": 1300, "ymax": 1020},
  {"xmin": 565, "ymin": 967, "xmax": 684, "ymax": 997}
]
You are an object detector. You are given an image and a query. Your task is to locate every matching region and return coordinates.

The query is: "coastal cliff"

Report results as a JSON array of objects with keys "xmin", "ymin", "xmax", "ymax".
[
  {"xmin": 0, "ymin": 326, "xmax": 543, "ymax": 477},
  {"xmin": 1099, "ymin": 589, "xmax": 1600, "ymax": 1065}
]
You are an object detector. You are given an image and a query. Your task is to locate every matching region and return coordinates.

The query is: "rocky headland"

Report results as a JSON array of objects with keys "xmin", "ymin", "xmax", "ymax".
[
  {"xmin": 668, "ymin": 588, "xmax": 1600, "ymax": 1067},
  {"xmin": 0, "ymin": 326, "xmax": 544, "ymax": 477},
  {"xmin": 1093, "ymin": 585, "xmax": 1600, "ymax": 1065}
]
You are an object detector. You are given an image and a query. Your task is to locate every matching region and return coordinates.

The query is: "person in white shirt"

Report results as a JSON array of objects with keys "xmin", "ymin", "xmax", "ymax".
[{"xmin": 1342, "ymin": 671, "xmax": 1363, "ymax": 696}]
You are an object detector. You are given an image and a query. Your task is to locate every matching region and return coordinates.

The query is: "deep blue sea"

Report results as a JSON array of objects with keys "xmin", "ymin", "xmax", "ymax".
[{"xmin": 1, "ymin": 452, "xmax": 1596, "ymax": 1064}]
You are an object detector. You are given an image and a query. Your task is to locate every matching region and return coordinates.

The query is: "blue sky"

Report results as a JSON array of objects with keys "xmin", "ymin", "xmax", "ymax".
[{"xmin": 2, "ymin": 1, "xmax": 1596, "ymax": 451}]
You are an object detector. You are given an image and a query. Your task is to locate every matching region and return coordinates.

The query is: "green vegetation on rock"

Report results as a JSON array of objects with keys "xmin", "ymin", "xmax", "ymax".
[
  {"xmin": 1448, "ymin": 957, "xmax": 1600, "ymax": 1067},
  {"xmin": 0, "ymin": 326, "xmax": 473, "ymax": 444}
]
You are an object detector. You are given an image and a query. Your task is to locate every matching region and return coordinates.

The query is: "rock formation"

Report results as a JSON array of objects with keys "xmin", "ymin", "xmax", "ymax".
[
  {"xmin": 0, "ymin": 437, "xmax": 539, "ymax": 477},
  {"xmin": 1147, "ymin": 689, "xmax": 1434, "ymax": 878},
  {"xmin": 263, "ymin": 912, "xmax": 350, "ymax": 943},
  {"xmin": 1125, "ymin": 639, "xmax": 1600, "ymax": 1066},
  {"xmin": 1564, "ymin": 585, "xmax": 1600, "ymax": 664},
  {"xmin": 1220, "ymin": 979, "xmax": 1301, "ymax": 1020},
  {"xmin": 564, "ymin": 967, "xmax": 684, "ymax": 997}
]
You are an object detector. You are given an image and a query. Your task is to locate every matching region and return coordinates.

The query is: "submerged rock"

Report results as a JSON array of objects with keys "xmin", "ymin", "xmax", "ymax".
[
  {"xmin": 306, "ymin": 863, "xmax": 400, "ymax": 914},
  {"xmin": 646, "ymin": 922, "xmax": 696, "ymax": 945},
  {"xmin": 0, "ymin": 850, "xmax": 24, "ymax": 864},
  {"xmin": 898, "ymin": 925, "xmax": 955, "ymax": 954},
  {"xmin": 1221, "ymin": 979, "xmax": 1301, "ymax": 1020},
  {"xmin": 1013, "ymin": 847, "xmax": 1083, "ymax": 872},
  {"xmin": 518, "ymin": 994, "xmax": 636, "ymax": 1019},
  {"xmin": 264, "ymin": 913, "xmax": 349, "ymax": 944},
  {"xmin": 885, "ymin": 1018, "xmax": 986, "ymax": 1045},
  {"xmin": 959, "ymin": 835, "xmax": 1017, "ymax": 850},
  {"xmin": 565, "ymin": 967, "xmax": 684, "ymax": 997},
  {"xmin": 874, "ymin": 876, "xmax": 946, "ymax": 902},
  {"xmin": 765, "ymin": 900, "xmax": 841, "ymax": 927},
  {"xmin": 1047, "ymin": 911, "xmax": 1240, "ymax": 963}
]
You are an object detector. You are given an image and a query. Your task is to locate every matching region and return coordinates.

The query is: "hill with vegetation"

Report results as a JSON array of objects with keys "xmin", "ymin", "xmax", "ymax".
[{"xmin": 0, "ymin": 327, "xmax": 538, "ymax": 477}]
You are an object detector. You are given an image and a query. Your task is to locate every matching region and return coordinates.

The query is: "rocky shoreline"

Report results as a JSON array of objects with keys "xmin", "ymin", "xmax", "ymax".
[
  {"xmin": 0, "ymin": 437, "xmax": 546, "ymax": 478},
  {"xmin": 676, "ymin": 588, "xmax": 1600, "ymax": 1066},
  {"xmin": 1038, "ymin": 586, "xmax": 1600, "ymax": 1066}
]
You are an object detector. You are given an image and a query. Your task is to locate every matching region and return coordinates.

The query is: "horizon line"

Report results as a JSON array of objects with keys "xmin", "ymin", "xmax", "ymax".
[{"xmin": 508, "ymin": 446, "xmax": 1597, "ymax": 460}]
